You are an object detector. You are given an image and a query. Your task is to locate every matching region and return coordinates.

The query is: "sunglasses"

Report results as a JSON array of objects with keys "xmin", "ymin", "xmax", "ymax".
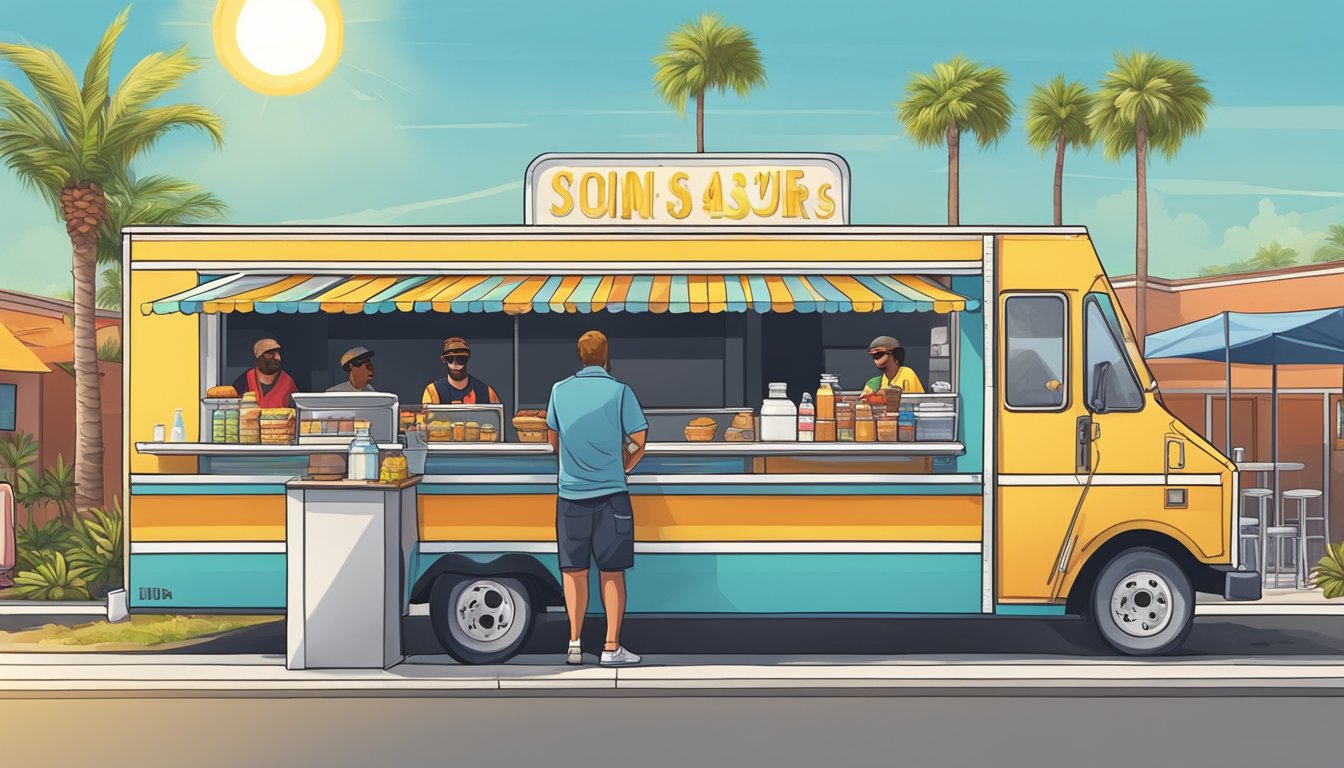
[
  {"xmin": 442, "ymin": 354, "xmax": 470, "ymax": 364},
  {"xmin": 870, "ymin": 350, "xmax": 892, "ymax": 361}
]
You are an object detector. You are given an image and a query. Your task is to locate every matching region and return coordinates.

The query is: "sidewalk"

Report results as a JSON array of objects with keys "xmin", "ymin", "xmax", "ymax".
[{"xmin": 3, "ymin": 652, "xmax": 1344, "ymax": 694}]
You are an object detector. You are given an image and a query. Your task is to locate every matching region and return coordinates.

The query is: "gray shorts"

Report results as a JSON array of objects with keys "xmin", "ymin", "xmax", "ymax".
[{"xmin": 556, "ymin": 492, "xmax": 635, "ymax": 572}]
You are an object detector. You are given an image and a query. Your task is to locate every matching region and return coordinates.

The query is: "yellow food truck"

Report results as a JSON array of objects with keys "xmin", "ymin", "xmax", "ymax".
[{"xmin": 122, "ymin": 154, "xmax": 1258, "ymax": 664}]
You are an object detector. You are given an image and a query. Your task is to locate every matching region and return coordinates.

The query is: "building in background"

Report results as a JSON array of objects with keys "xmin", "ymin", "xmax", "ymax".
[
  {"xmin": 0, "ymin": 289, "xmax": 122, "ymax": 515},
  {"xmin": 1114, "ymin": 263, "xmax": 1344, "ymax": 542}
]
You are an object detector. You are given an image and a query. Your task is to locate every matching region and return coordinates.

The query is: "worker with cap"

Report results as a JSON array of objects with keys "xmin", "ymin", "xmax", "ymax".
[
  {"xmin": 422, "ymin": 337, "xmax": 501, "ymax": 405},
  {"xmin": 327, "ymin": 346, "xmax": 377, "ymax": 392},
  {"xmin": 232, "ymin": 338, "xmax": 299, "ymax": 408},
  {"xmin": 862, "ymin": 335, "xmax": 924, "ymax": 395}
]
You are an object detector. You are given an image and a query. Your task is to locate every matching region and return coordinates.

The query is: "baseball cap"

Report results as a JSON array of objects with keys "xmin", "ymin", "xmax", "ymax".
[
  {"xmin": 340, "ymin": 346, "xmax": 374, "ymax": 368},
  {"xmin": 868, "ymin": 335, "xmax": 901, "ymax": 351},
  {"xmin": 442, "ymin": 337, "xmax": 471, "ymax": 354},
  {"xmin": 253, "ymin": 338, "xmax": 281, "ymax": 357}
]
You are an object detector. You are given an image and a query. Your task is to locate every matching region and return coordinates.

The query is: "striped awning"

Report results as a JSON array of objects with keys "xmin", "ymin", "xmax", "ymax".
[{"xmin": 143, "ymin": 274, "xmax": 979, "ymax": 315}]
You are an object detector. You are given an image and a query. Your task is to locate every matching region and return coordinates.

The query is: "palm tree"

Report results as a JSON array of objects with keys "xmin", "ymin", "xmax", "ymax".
[
  {"xmin": 1090, "ymin": 51, "xmax": 1212, "ymax": 353},
  {"xmin": 652, "ymin": 12, "xmax": 766, "ymax": 153},
  {"xmin": 96, "ymin": 175, "xmax": 228, "ymax": 310},
  {"xmin": 1312, "ymin": 224, "xmax": 1344, "ymax": 263},
  {"xmin": 1248, "ymin": 241, "xmax": 1298, "ymax": 270},
  {"xmin": 0, "ymin": 7, "xmax": 223, "ymax": 511},
  {"xmin": 1025, "ymin": 76, "xmax": 1094, "ymax": 226},
  {"xmin": 897, "ymin": 55, "xmax": 1014, "ymax": 226}
]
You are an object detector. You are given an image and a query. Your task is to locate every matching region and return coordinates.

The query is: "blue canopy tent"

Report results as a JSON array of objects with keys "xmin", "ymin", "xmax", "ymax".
[{"xmin": 1146, "ymin": 307, "xmax": 1344, "ymax": 509}]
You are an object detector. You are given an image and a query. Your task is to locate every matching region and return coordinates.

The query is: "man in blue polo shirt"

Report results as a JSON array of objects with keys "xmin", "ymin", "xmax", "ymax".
[{"xmin": 546, "ymin": 330, "xmax": 648, "ymax": 666}]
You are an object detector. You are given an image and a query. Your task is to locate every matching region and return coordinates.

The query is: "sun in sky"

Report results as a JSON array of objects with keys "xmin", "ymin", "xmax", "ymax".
[{"xmin": 213, "ymin": 0, "xmax": 344, "ymax": 95}]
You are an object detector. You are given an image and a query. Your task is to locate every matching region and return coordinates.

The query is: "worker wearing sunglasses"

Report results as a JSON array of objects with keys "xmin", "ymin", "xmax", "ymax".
[
  {"xmin": 861, "ymin": 335, "xmax": 924, "ymax": 395},
  {"xmin": 326, "ymin": 346, "xmax": 378, "ymax": 392},
  {"xmin": 422, "ymin": 336, "xmax": 501, "ymax": 405}
]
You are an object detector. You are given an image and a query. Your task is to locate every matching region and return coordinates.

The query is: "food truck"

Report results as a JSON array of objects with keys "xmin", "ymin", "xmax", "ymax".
[{"xmin": 122, "ymin": 153, "xmax": 1258, "ymax": 664}]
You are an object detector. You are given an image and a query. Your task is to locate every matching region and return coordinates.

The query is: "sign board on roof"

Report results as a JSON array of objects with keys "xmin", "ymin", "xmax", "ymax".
[{"xmin": 524, "ymin": 153, "xmax": 849, "ymax": 226}]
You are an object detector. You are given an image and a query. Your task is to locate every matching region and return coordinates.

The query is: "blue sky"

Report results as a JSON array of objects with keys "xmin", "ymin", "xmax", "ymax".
[{"xmin": 2, "ymin": 0, "xmax": 1342, "ymax": 297}]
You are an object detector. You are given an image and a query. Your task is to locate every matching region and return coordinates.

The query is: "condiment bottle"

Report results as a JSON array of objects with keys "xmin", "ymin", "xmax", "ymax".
[
  {"xmin": 170, "ymin": 408, "xmax": 186, "ymax": 443},
  {"xmin": 816, "ymin": 374, "xmax": 835, "ymax": 421},
  {"xmin": 797, "ymin": 392, "xmax": 815, "ymax": 442},
  {"xmin": 855, "ymin": 400, "xmax": 875, "ymax": 442},
  {"xmin": 836, "ymin": 401, "xmax": 855, "ymax": 442},
  {"xmin": 760, "ymin": 382, "xmax": 798, "ymax": 442}
]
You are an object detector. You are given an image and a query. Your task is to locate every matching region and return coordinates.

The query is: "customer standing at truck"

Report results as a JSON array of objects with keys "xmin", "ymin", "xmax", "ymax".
[{"xmin": 546, "ymin": 330, "xmax": 648, "ymax": 666}]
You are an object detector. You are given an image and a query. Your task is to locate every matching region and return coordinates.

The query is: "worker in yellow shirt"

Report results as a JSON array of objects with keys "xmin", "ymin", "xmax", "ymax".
[
  {"xmin": 862, "ymin": 335, "xmax": 924, "ymax": 395},
  {"xmin": 422, "ymin": 337, "xmax": 502, "ymax": 405}
]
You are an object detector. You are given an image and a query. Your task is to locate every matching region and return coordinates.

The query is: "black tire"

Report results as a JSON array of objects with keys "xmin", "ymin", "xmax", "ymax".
[
  {"xmin": 1086, "ymin": 547, "xmax": 1195, "ymax": 656},
  {"xmin": 429, "ymin": 574, "xmax": 536, "ymax": 664}
]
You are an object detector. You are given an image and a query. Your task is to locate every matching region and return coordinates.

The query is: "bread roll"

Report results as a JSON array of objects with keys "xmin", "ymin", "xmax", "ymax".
[{"xmin": 207, "ymin": 386, "xmax": 238, "ymax": 399}]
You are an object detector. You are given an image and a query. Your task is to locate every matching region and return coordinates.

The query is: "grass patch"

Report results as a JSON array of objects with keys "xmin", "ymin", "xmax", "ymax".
[{"xmin": 0, "ymin": 614, "xmax": 280, "ymax": 651}]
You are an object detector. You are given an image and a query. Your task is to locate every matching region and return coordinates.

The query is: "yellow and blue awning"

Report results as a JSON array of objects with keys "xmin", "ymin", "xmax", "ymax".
[{"xmin": 143, "ymin": 273, "xmax": 979, "ymax": 315}]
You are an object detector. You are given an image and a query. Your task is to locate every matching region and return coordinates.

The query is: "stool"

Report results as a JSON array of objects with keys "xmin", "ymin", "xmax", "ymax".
[
  {"xmin": 1241, "ymin": 488, "xmax": 1273, "ymax": 578},
  {"xmin": 1283, "ymin": 488, "xmax": 1325, "ymax": 573}
]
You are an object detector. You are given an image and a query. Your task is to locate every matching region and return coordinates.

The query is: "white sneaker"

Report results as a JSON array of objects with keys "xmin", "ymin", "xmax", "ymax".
[
  {"xmin": 565, "ymin": 642, "xmax": 583, "ymax": 665},
  {"xmin": 599, "ymin": 645, "xmax": 641, "ymax": 666}
]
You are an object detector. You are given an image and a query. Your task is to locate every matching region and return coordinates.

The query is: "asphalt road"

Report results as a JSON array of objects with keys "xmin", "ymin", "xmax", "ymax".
[
  {"xmin": 6, "ymin": 613, "xmax": 1344, "ymax": 658},
  {"xmin": 0, "ymin": 696, "xmax": 1335, "ymax": 768}
]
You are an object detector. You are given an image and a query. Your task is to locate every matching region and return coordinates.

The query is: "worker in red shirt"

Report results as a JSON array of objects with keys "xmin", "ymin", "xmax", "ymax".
[
  {"xmin": 422, "ymin": 337, "xmax": 500, "ymax": 405},
  {"xmin": 232, "ymin": 338, "xmax": 299, "ymax": 408}
]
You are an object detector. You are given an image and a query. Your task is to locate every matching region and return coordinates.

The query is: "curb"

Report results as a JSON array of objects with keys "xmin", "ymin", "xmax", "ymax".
[{"xmin": 4, "ymin": 656, "xmax": 1344, "ymax": 694}]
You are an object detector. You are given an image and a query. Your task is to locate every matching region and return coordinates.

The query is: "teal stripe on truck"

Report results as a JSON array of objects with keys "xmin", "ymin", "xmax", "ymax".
[{"xmin": 129, "ymin": 553, "xmax": 285, "ymax": 610}]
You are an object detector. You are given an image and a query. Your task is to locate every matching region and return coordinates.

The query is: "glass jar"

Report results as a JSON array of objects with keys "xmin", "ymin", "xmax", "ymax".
[
  {"xmin": 836, "ymin": 401, "xmax": 855, "ymax": 442},
  {"xmin": 854, "ymin": 400, "xmax": 875, "ymax": 442},
  {"xmin": 877, "ymin": 416, "xmax": 899, "ymax": 442},
  {"xmin": 816, "ymin": 374, "xmax": 836, "ymax": 421}
]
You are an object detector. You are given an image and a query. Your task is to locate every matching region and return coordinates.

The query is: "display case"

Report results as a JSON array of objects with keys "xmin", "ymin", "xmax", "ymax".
[
  {"xmin": 422, "ymin": 404, "xmax": 504, "ymax": 443},
  {"xmin": 645, "ymin": 408, "xmax": 756, "ymax": 443},
  {"xmin": 293, "ymin": 392, "xmax": 399, "ymax": 444},
  {"xmin": 201, "ymin": 397, "xmax": 241, "ymax": 443}
]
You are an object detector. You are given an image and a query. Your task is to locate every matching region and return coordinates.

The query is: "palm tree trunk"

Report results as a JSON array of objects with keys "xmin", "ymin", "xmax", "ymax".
[
  {"xmin": 61, "ymin": 181, "xmax": 106, "ymax": 513},
  {"xmin": 1053, "ymin": 131, "xmax": 1066, "ymax": 226},
  {"xmin": 696, "ymin": 89, "xmax": 705, "ymax": 153},
  {"xmin": 1135, "ymin": 117, "xmax": 1149, "ymax": 355},
  {"xmin": 947, "ymin": 124, "xmax": 960, "ymax": 225}
]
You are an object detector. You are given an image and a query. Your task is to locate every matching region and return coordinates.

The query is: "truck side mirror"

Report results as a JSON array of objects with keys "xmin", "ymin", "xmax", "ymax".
[{"xmin": 1090, "ymin": 361, "xmax": 1112, "ymax": 413}]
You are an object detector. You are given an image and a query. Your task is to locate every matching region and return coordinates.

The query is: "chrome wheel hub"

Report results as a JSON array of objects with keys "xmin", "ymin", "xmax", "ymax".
[
  {"xmin": 454, "ymin": 580, "xmax": 516, "ymax": 643},
  {"xmin": 1110, "ymin": 570, "xmax": 1173, "ymax": 638}
]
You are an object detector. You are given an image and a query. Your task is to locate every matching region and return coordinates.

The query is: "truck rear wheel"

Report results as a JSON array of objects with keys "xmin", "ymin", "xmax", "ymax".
[
  {"xmin": 429, "ymin": 574, "xmax": 535, "ymax": 664},
  {"xmin": 1086, "ymin": 547, "xmax": 1195, "ymax": 656}
]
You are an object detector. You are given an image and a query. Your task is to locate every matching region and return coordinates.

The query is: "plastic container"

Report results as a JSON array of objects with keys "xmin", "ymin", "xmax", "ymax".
[
  {"xmin": 915, "ymin": 402, "xmax": 958, "ymax": 441},
  {"xmin": 239, "ymin": 392, "xmax": 261, "ymax": 444},
  {"xmin": 760, "ymin": 383, "xmax": 798, "ymax": 442},
  {"xmin": 897, "ymin": 409, "xmax": 916, "ymax": 442},
  {"xmin": 404, "ymin": 428, "xmax": 428, "ymax": 475},
  {"xmin": 877, "ymin": 416, "xmax": 899, "ymax": 442},
  {"xmin": 816, "ymin": 375, "xmax": 836, "ymax": 421},
  {"xmin": 797, "ymin": 392, "xmax": 815, "ymax": 442},
  {"xmin": 346, "ymin": 428, "xmax": 379, "ymax": 481}
]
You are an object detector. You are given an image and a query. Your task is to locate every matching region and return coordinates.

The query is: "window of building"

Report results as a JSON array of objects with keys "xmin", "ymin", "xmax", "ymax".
[{"xmin": 0, "ymin": 382, "xmax": 15, "ymax": 431}]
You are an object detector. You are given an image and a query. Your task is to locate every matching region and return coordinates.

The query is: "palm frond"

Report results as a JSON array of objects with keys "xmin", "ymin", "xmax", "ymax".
[
  {"xmin": 1090, "ymin": 50, "xmax": 1212, "ymax": 163},
  {"xmin": 897, "ymin": 54, "xmax": 1014, "ymax": 149},
  {"xmin": 1248, "ymin": 241, "xmax": 1298, "ymax": 270},
  {"xmin": 651, "ymin": 12, "xmax": 766, "ymax": 114},
  {"xmin": 1025, "ymin": 75, "xmax": 1094, "ymax": 154},
  {"xmin": 1312, "ymin": 224, "xmax": 1344, "ymax": 263},
  {"xmin": 97, "ymin": 264, "xmax": 122, "ymax": 311},
  {"xmin": 102, "ymin": 103, "xmax": 223, "ymax": 168},
  {"xmin": 0, "ymin": 42, "xmax": 87, "ymax": 150},
  {"xmin": 107, "ymin": 44, "xmax": 201, "ymax": 127},
  {"xmin": 81, "ymin": 7, "xmax": 131, "ymax": 147}
]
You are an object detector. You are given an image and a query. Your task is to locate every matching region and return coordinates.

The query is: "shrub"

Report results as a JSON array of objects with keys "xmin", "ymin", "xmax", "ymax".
[
  {"xmin": 68, "ymin": 499, "xmax": 124, "ymax": 597},
  {"xmin": 15, "ymin": 519, "xmax": 76, "ymax": 572},
  {"xmin": 13, "ymin": 551, "xmax": 90, "ymax": 601},
  {"xmin": 1313, "ymin": 542, "xmax": 1344, "ymax": 599}
]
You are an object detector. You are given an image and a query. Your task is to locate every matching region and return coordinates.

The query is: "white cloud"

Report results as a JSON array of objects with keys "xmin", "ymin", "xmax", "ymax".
[
  {"xmin": 288, "ymin": 181, "xmax": 523, "ymax": 224},
  {"xmin": 1079, "ymin": 193, "xmax": 1330, "ymax": 278}
]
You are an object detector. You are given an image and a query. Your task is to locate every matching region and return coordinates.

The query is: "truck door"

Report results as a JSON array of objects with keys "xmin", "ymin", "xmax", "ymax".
[{"xmin": 996, "ymin": 290, "xmax": 1085, "ymax": 602}]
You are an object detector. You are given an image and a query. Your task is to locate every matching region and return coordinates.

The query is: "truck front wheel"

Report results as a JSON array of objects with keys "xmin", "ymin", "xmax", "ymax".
[
  {"xmin": 429, "ymin": 574, "xmax": 535, "ymax": 664},
  {"xmin": 1086, "ymin": 547, "xmax": 1195, "ymax": 656}
]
